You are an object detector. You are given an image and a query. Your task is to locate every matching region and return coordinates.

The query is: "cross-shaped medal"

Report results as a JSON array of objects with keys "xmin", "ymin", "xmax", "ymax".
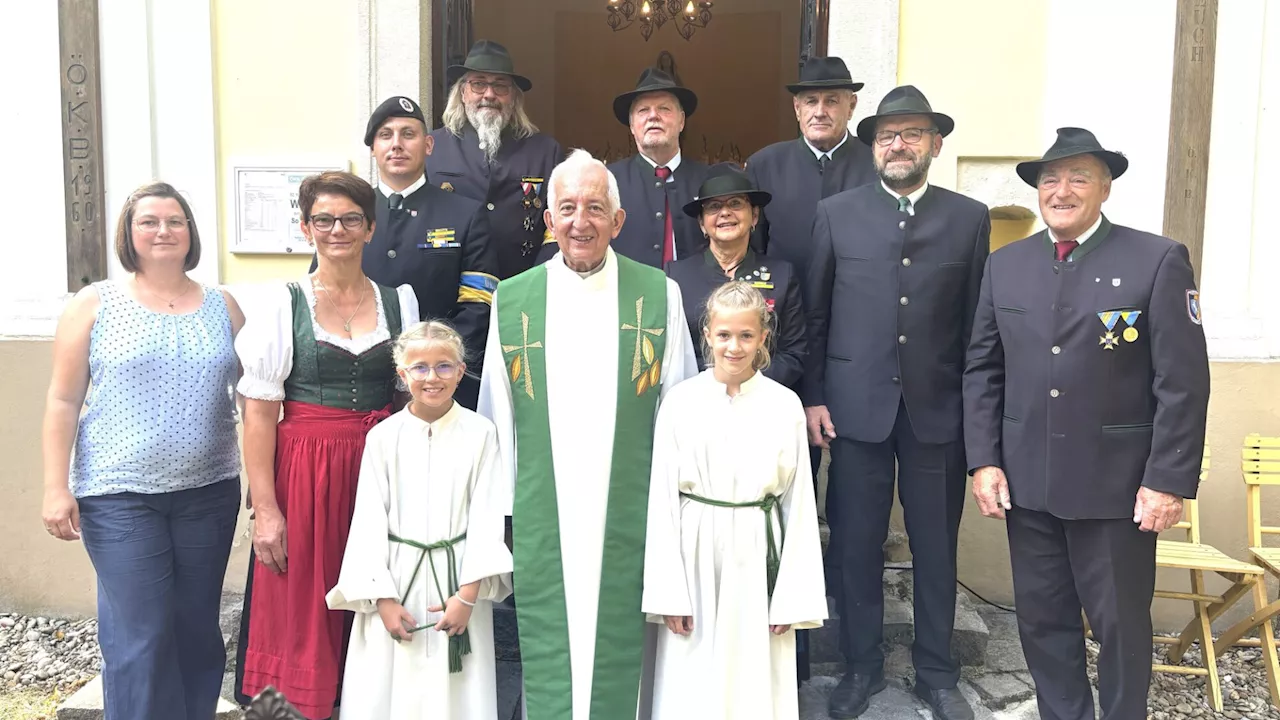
[{"xmin": 501, "ymin": 312, "xmax": 543, "ymax": 399}]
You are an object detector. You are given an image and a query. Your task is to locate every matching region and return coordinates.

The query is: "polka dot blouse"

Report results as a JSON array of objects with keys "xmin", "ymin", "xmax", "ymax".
[{"xmin": 70, "ymin": 280, "xmax": 241, "ymax": 498}]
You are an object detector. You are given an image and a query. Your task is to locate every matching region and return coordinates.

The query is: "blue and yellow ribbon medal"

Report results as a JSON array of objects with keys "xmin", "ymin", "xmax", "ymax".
[
  {"xmin": 1120, "ymin": 310, "xmax": 1142, "ymax": 342},
  {"xmin": 1097, "ymin": 311, "xmax": 1121, "ymax": 350}
]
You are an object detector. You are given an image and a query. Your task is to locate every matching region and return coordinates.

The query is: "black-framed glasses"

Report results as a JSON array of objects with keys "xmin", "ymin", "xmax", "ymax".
[
  {"xmin": 702, "ymin": 198, "xmax": 749, "ymax": 215},
  {"xmin": 134, "ymin": 216, "xmax": 190, "ymax": 232},
  {"xmin": 404, "ymin": 362, "xmax": 459, "ymax": 381},
  {"xmin": 873, "ymin": 128, "xmax": 937, "ymax": 147},
  {"xmin": 310, "ymin": 213, "xmax": 366, "ymax": 231},
  {"xmin": 466, "ymin": 79, "xmax": 513, "ymax": 97}
]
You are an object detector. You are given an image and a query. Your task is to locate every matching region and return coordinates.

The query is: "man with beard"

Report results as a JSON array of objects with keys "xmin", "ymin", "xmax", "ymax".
[
  {"xmin": 804, "ymin": 86, "xmax": 989, "ymax": 720},
  {"xmin": 429, "ymin": 40, "xmax": 562, "ymax": 280},
  {"xmin": 744, "ymin": 57, "xmax": 876, "ymax": 275},
  {"xmin": 596, "ymin": 67, "xmax": 709, "ymax": 268}
]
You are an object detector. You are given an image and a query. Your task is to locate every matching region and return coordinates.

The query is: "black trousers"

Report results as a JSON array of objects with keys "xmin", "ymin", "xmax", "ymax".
[
  {"xmin": 827, "ymin": 400, "xmax": 966, "ymax": 689},
  {"xmin": 1007, "ymin": 507, "xmax": 1156, "ymax": 720}
]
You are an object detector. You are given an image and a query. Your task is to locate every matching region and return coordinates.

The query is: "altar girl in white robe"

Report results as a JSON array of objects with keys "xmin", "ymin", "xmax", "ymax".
[
  {"xmin": 326, "ymin": 321, "xmax": 513, "ymax": 720},
  {"xmin": 642, "ymin": 282, "xmax": 827, "ymax": 720}
]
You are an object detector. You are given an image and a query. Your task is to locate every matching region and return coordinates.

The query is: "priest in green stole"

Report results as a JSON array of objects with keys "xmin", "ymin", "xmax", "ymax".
[{"xmin": 478, "ymin": 149, "xmax": 698, "ymax": 719}]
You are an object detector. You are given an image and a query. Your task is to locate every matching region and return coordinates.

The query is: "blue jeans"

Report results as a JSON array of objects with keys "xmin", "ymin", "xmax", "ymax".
[{"xmin": 79, "ymin": 478, "xmax": 240, "ymax": 720}]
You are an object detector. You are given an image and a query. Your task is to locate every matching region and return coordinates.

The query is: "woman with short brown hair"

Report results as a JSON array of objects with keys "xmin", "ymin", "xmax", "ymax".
[
  {"xmin": 42, "ymin": 181, "xmax": 244, "ymax": 720},
  {"xmin": 233, "ymin": 171, "xmax": 418, "ymax": 719}
]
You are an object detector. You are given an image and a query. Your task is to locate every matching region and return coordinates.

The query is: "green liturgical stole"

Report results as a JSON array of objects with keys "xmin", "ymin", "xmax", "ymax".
[{"xmin": 496, "ymin": 254, "xmax": 668, "ymax": 719}]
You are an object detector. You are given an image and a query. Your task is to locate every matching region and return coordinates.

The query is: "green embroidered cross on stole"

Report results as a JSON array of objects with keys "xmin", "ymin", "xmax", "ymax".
[{"xmin": 497, "ymin": 254, "xmax": 668, "ymax": 719}]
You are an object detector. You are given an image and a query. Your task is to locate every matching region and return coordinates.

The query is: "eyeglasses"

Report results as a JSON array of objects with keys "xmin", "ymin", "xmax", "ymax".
[
  {"xmin": 702, "ymin": 198, "xmax": 749, "ymax": 215},
  {"xmin": 873, "ymin": 128, "xmax": 937, "ymax": 147},
  {"xmin": 466, "ymin": 80, "xmax": 513, "ymax": 97},
  {"xmin": 403, "ymin": 362, "xmax": 459, "ymax": 381},
  {"xmin": 135, "ymin": 216, "xmax": 189, "ymax": 232},
  {"xmin": 310, "ymin": 213, "xmax": 367, "ymax": 231}
]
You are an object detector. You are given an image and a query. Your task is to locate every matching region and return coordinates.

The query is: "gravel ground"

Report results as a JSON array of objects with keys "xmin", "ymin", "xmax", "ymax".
[{"xmin": 0, "ymin": 615, "xmax": 98, "ymax": 695}]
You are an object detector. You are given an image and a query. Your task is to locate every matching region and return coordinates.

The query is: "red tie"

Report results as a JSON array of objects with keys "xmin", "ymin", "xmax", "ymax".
[
  {"xmin": 656, "ymin": 166, "xmax": 674, "ymax": 265},
  {"xmin": 1055, "ymin": 240, "xmax": 1078, "ymax": 262}
]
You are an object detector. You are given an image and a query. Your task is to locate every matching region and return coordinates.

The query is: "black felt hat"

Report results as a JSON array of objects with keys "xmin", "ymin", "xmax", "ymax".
[
  {"xmin": 681, "ymin": 164, "xmax": 772, "ymax": 217},
  {"xmin": 1015, "ymin": 127, "xmax": 1129, "ymax": 187},
  {"xmin": 613, "ymin": 67, "xmax": 698, "ymax": 126},
  {"xmin": 855, "ymin": 85, "xmax": 954, "ymax": 145},
  {"xmin": 447, "ymin": 40, "xmax": 533, "ymax": 92},
  {"xmin": 364, "ymin": 96, "xmax": 426, "ymax": 147},
  {"xmin": 786, "ymin": 57, "xmax": 864, "ymax": 94}
]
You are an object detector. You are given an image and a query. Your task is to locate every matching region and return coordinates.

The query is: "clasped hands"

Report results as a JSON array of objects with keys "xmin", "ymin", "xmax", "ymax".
[
  {"xmin": 971, "ymin": 466, "xmax": 1184, "ymax": 532},
  {"xmin": 378, "ymin": 594, "xmax": 476, "ymax": 643}
]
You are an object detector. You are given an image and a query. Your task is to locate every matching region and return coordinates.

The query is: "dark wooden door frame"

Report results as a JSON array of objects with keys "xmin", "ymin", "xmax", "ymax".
[{"xmin": 429, "ymin": 0, "xmax": 830, "ymax": 122}]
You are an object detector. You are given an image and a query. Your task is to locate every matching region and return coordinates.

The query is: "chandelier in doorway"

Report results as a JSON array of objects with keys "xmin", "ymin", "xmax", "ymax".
[{"xmin": 606, "ymin": 0, "xmax": 714, "ymax": 41}]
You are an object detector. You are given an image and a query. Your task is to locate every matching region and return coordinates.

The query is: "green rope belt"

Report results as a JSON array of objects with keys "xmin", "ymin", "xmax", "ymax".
[
  {"xmin": 388, "ymin": 530, "xmax": 470, "ymax": 673},
  {"xmin": 680, "ymin": 492, "xmax": 785, "ymax": 600}
]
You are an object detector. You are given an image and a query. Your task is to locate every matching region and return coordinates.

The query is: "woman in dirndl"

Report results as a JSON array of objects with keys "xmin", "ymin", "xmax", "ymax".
[{"xmin": 233, "ymin": 171, "xmax": 418, "ymax": 720}]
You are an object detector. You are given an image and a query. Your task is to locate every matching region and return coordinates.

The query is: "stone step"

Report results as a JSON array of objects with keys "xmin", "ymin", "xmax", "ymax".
[
  {"xmin": 56, "ymin": 675, "xmax": 243, "ymax": 720},
  {"xmin": 809, "ymin": 570, "xmax": 991, "ymax": 671}
]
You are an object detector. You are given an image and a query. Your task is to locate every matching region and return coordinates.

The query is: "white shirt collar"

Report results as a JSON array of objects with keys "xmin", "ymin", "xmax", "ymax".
[
  {"xmin": 881, "ymin": 181, "xmax": 930, "ymax": 214},
  {"xmin": 379, "ymin": 173, "xmax": 426, "ymax": 201},
  {"xmin": 639, "ymin": 150, "xmax": 682, "ymax": 177},
  {"xmin": 803, "ymin": 132, "xmax": 850, "ymax": 162},
  {"xmin": 1049, "ymin": 213, "xmax": 1103, "ymax": 247}
]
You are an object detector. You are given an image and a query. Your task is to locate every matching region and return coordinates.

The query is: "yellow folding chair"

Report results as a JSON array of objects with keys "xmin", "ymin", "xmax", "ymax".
[
  {"xmin": 1209, "ymin": 435, "xmax": 1280, "ymax": 708},
  {"xmin": 1151, "ymin": 445, "xmax": 1265, "ymax": 711}
]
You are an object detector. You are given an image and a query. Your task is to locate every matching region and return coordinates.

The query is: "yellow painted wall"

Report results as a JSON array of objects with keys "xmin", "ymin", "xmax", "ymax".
[
  {"xmin": 211, "ymin": 0, "xmax": 362, "ymax": 284},
  {"xmin": 897, "ymin": 0, "xmax": 1048, "ymax": 191}
]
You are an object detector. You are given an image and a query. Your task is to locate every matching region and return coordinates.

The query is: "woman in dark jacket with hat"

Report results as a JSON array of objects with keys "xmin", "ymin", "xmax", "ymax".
[{"xmin": 667, "ymin": 165, "xmax": 806, "ymax": 390}]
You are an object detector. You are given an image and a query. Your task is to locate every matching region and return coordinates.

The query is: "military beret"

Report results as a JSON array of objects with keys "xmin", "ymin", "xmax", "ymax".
[{"xmin": 364, "ymin": 96, "xmax": 426, "ymax": 147}]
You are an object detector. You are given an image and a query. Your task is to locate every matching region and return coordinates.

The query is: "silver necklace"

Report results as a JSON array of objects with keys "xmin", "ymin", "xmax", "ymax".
[
  {"xmin": 313, "ymin": 277, "xmax": 367, "ymax": 333},
  {"xmin": 135, "ymin": 277, "xmax": 194, "ymax": 310}
]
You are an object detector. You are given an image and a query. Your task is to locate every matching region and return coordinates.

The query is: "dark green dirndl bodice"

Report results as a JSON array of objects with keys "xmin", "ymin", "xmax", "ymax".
[{"xmin": 282, "ymin": 282, "xmax": 403, "ymax": 411}]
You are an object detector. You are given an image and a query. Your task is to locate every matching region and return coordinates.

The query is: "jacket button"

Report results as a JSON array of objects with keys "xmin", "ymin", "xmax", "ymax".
[
  {"xmin": 351, "ymin": 388, "xmax": 358, "ymax": 394},
  {"xmin": 653, "ymin": 244, "xmax": 660, "ymax": 250},
  {"xmin": 899, "ymin": 297, "xmax": 909, "ymax": 306},
  {"xmin": 902, "ymin": 258, "xmax": 911, "ymax": 267},
  {"xmin": 656, "ymin": 211, "xmax": 663, "ymax": 218},
  {"xmin": 1051, "ymin": 346, "xmax": 1061, "ymax": 354},
  {"xmin": 899, "ymin": 220, "xmax": 906, "ymax": 230},
  {"xmin": 898, "ymin": 335, "xmax": 907, "ymax": 345},
  {"xmin": 1050, "ymin": 389, "xmax": 1060, "ymax": 398},
  {"xmin": 387, "ymin": 250, "xmax": 397, "ymax": 258},
  {"xmin": 892, "ymin": 376, "xmax": 900, "ymax": 384},
  {"xmin": 487, "ymin": 203, "xmax": 495, "ymax": 211},
  {"xmin": 655, "ymin": 181, "xmax": 663, "ymax": 188}
]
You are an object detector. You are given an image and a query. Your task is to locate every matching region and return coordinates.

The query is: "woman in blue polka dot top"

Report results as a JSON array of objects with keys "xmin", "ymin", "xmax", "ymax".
[{"xmin": 40, "ymin": 181, "xmax": 246, "ymax": 720}]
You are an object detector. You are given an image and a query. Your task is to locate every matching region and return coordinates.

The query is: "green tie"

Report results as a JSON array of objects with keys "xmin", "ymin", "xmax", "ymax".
[{"xmin": 898, "ymin": 196, "xmax": 911, "ymax": 214}]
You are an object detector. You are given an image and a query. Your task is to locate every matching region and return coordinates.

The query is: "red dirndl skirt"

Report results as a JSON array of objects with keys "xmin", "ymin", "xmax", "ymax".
[{"xmin": 240, "ymin": 400, "xmax": 390, "ymax": 720}]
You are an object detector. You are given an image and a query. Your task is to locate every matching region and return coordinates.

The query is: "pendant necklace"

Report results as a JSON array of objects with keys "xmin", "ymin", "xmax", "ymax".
[{"xmin": 315, "ymin": 277, "xmax": 367, "ymax": 333}]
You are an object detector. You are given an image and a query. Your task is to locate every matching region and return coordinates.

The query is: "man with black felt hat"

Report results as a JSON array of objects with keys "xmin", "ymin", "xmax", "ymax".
[
  {"xmin": 964, "ymin": 127, "xmax": 1210, "ymax": 720},
  {"xmin": 593, "ymin": 67, "xmax": 709, "ymax": 269},
  {"xmin": 805, "ymin": 85, "xmax": 990, "ymax": 720},
  {"xmin": 315, "ymin": 95, "xmax": 498, "ymax": 409},
  {"xmin": 428, "ymin": 40, "xmax": 562, "ymax": 280},
  {"xmin": 744, "ymin": 56, "xmax": 876, "ymax": 276}
]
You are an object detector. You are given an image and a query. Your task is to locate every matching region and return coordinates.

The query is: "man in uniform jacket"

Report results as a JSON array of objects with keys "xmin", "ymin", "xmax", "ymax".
[
  {"xmin": 316, "ymin": 95, "xmax": 497, "ymax": 408},
  {"xmin": 744, "ymin": 56, "xmax": 876, "ymax": 276},
  {"xmin": 427, "ymin": 40, "xmax": 562, "ymax": 280},
  {"xmin": 593, "ymin": 68, "xmax": 709, "ymax": 268},
  {"xmin": 964, "ymin": 127, "xmax": 1210, "ymax": 720},
  {"xmin": 805, "ymin": 86, "xmax": 989, "ymax": 720}
]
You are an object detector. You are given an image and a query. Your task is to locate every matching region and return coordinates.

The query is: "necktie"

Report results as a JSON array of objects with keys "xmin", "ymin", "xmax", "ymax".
[
  {"xmin": 897, "ymin": 196, "xmax": 912, "ymax": 214},
  {"xmin": 1055, "ymin": 240, "xmax": 1078, "ymax": 262},
  {"xmin": 655, "ymin": 166, "xmax": 675, "ymax": 265},
  {"xmin": 818, "ymin": 154, "xmax": 829, "ymax": 174},
  {"xmin": 388, "ymin": 192, "xmax": 403, "ymax": 210}
]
